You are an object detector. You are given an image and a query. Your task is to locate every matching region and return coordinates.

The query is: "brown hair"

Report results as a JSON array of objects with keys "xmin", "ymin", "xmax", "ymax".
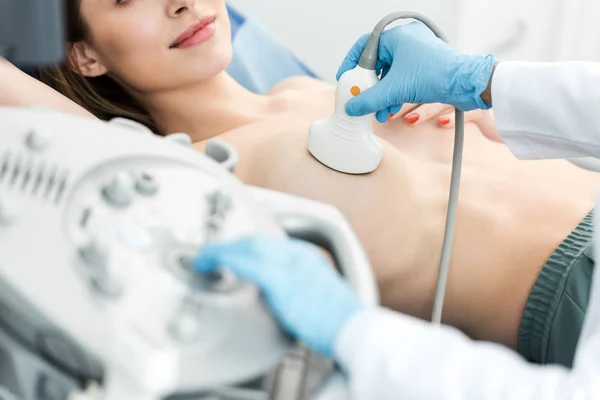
[{"xmin": 35, "ymin": 0, "xmax": 159, "ymax": 133}]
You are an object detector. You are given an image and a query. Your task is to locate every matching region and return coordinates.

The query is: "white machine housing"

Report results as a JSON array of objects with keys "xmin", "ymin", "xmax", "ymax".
[{"xmin": 0, "ymin": 108, "xmax": 378, "ymax": 400}]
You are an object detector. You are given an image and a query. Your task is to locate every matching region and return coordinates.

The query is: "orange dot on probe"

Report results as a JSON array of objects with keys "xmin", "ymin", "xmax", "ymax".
[{"xmin": 350, "ymin": 86, "xmax": 361, "ymax": 96}]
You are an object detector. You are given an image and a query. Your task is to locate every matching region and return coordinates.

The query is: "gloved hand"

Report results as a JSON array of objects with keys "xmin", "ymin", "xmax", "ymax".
[
  {"xmin": 193, "ymin": 235, "xmax": 364, "ymax": 358},
  {"xmin": 337, "ymin": 22, "xmax": 497, "ymax": 120}
]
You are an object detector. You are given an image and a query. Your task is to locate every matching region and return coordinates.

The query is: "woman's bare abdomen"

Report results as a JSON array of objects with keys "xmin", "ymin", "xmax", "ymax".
[{"xmin": 197, "ymin": 100, "xmax": 600, "ymax": 350}]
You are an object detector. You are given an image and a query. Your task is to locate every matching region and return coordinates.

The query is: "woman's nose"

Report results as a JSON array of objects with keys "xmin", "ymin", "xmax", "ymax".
[{"xmin": 167, "ymin": 0, "xmax": 194, "ymax": 17}]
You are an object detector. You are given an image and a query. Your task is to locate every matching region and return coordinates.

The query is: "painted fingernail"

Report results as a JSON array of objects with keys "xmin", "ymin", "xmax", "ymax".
[
  {"xmin": 389, "ymin": 113, "xmax": 397, "ymax": 119},
  {"xmin": 404, "ymin": 113, "xmax": 419, "ymax": 124},
  {"xmin": 439, "ymin": 117, "xmax": 451, "ymax": 126}
]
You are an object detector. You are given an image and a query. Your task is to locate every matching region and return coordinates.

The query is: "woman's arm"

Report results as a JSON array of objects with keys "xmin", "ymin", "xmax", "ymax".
[{"xmin": 0, "ymin": 58, "xmax": 96, "ymax": 119}]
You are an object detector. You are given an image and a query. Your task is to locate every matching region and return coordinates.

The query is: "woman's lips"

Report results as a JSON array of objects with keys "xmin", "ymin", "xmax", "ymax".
[{"xmin": 171, "ymin": 16, "xmax": 217, "ymax": 49}]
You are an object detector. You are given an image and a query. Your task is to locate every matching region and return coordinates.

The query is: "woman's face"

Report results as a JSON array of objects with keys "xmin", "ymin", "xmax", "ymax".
[{"xmin": 78, "ymin": 0, "xmax": 232, "ymax": 93}]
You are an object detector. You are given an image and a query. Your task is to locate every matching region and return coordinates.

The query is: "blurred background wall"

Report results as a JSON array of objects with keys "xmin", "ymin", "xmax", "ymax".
[{"xmin": 229, "ymin": 0, "xmax": 600, "ymax": 82}]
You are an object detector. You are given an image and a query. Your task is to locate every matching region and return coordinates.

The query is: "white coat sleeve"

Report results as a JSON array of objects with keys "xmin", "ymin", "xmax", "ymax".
[
  {"xmin": 493, "ymin": 61, "xmax": 600, "ymax": 159},
  {"xmin": 333, "ymin": 209, "xmax": 600, "ymax": 399}
]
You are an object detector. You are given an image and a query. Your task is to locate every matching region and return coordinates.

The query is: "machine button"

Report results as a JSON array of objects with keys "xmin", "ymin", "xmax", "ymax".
[
  {"xmin": 165, "ymin": 133, "xmax": 192, "ymax": 146},
  {"xmin": 167, "ymin": 298, "xmax": 203, "ymax": 343},
  {"xmin": 78, "ymin": 241, "xmax": 108, "ymax": 269},
  {"xmin": 134, "ymin": 172, "xmax": 158, "ymax": 196},
  {"xmin": 198, "ymin": 269, "xmax": 240, "ymax": 294},
  {"xmin": 101, "ymin": 174, "xmax": 132, "ymax": 208},
  {"xmin": 89, "ymin": 273, "xmax": 122, "ymax": 298},
  {"xmin": 177, "ymin": 254, "xmax": 194, "ymax": 271},
  {"xmin": 167, "ymin": 251, "xmax": 198, "ymax": 283},
  {"xmin": 166, "ymin": 249, "xmax": 239, "ymax": 293},
  {"xmin": 78, "ymin": 241, "xmax": 121, "ymax": 298},
  {"xmin": 25, "ymin": 129, "xmax": 51, "ymax": 151}
]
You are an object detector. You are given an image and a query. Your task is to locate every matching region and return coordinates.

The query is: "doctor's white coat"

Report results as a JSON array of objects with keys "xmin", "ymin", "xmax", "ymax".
[{"xmin": 334, "ymin": 61, "xmax": 600, "ymax": 399}]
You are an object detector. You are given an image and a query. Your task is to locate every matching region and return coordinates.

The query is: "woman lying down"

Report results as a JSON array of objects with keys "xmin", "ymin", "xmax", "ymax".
[{"xmin": 1, "ymin": 0, "xmax": 599, "ymax": 369}]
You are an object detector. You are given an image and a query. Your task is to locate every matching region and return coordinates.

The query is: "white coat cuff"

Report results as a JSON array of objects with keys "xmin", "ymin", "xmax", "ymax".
[
  {"xmin": 493, "ymin": 62, "xmax": 538, "ymax": 159},
  {"xmin": 334, "ymin": 308, "xmax": 378, "ymax": 369},
  {"xmin": 334, "ymin": 307, "xmax": 410, "ymax": 370}
]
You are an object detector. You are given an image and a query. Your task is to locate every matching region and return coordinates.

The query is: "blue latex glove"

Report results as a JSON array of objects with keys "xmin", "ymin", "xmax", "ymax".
[
  {"xmin": 337, "ymin": 22, "xmax": 497, "ymax": 120},
  {"xmin": 193, "ymin": 235, "xmax": 363, "ymax": 358}
]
